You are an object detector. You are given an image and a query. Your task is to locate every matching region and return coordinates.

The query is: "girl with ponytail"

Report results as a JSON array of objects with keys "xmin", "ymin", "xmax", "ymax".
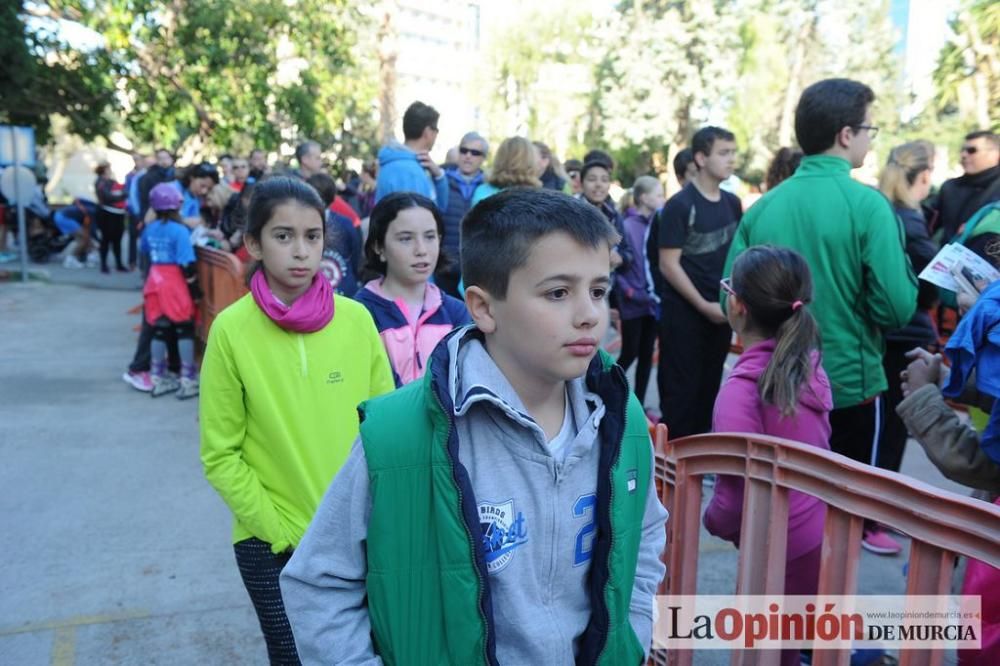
[{"xmin": 704, "ymin": 245, "xmax": 832, "ymax": 666}]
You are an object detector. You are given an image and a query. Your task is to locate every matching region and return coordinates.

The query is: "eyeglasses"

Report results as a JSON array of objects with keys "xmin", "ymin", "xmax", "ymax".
[
  {"xmin": 459, "ymin": 146, "xmax": 485, "ymax": 157},
  {"xmin": 961, "ymin": 145, "xmax": 979, "ymax": 155},
  {"xmin": 855, "ymin": 124, "xmax": 879, "ymax": 138},
  {"xmin": 720, "ymin": 277, "xmax": 736, "ymax": 297}
]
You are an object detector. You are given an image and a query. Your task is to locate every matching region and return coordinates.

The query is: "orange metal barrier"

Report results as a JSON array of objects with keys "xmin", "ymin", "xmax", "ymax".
[
  {"xmin": 652, "ymin": 424, "xmax": 1000, "ymax": 666},
  {"xmin": 195, "ymin": 246, "xmax": 247, "ymax": 347}
]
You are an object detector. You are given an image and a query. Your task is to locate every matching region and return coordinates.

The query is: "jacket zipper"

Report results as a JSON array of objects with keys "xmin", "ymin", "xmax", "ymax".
[
  {"xmin": 431, "ymin": 375, "xmax": 491, "ymax": 665},
  {"xmin": 297, "ymin": 334, "xmax": 307, "ymax": 377},
  {"xmin": 412, "ymin": 301, "xmax": 438, "ymax": 373},
  {"xmin": 548, "ymin": 459, "xmax": 561, "ymax": 605}
]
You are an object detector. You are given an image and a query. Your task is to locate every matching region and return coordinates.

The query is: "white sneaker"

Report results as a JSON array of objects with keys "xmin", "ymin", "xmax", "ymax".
[
  {"xmin": 151, "ymin": 375, "xmax": 180, "ymax": 398},
  {"xmin": 63, "ymin": 255, "xmax": 85, "ymax": 269},
  {"xmin": 176, "ymin": 377, "xmax": 199, "ymax": 400}
]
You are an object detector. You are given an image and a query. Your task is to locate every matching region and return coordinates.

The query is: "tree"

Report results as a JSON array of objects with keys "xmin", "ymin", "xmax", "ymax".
[
  {"xmin": 588, "ymin": 0, "xmax": 744, "ymax": 185},
  {"xmin": 934, "ymin": 0, "xmax": 999, "ymax": 132},
  {"xmin": 590, "ymin": 0, "xmax": 902, "ymax": 185},
  {"xmin": 7, "ymin": 1, "xmax": 379, "ymax": 167},
  {"xmin": 474, "ymin": 1, "xmax": 598, "ymax": 161},
  {"xmin": 0, "ymin": 1, "xmax": 118, "ymax": 144}
]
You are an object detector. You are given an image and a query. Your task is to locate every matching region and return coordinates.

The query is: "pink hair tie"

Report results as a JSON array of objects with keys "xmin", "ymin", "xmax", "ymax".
[{"xmin": 792, "ymin": 300, "xmax": 804, "ymax": 311}]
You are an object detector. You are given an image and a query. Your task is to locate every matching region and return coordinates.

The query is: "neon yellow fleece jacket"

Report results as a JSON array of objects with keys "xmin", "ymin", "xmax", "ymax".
[{"xmin": 200, "ymin": 292, "xmax": 394, "ymax": 554}]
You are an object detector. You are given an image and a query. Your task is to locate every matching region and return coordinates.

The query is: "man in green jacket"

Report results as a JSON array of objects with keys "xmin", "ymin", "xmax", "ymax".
[{"xmin": 722, "ymin": 78, "xmax": 917, "ymax": 555}]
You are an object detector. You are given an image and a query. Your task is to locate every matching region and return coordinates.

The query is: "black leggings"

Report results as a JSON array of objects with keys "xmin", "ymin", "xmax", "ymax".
[
  {"xmin": 128, "ymin": 309, "xmax": 180, "ymax": 374},
  {"xmin": 234, "ymin": 538, "xmax": 301, "ymax": 665},
  {"xmin": 96, "ymin": 209, "xmax": 125, "ymax": 271},
  {"xmin": 617, "ymin": 314, "xmax": 656, "ymax": 404}
]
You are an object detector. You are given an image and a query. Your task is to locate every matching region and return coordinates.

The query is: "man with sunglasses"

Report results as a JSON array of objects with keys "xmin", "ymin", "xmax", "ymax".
[
  {"xmin": 437, "ymin": 132, "xmax": 489, "ymax": 296},
  {"xmin": 929, "ymin": 131, "xmax": 1000, "ymax": 242}
]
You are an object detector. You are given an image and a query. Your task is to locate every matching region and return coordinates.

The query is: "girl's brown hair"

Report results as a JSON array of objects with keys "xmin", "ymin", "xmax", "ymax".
[{"xmin": 731, "ymin": 245, "xmax": 821, "ymax": 417}]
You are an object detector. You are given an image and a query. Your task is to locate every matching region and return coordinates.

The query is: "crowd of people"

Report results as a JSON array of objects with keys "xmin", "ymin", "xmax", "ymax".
[{"xmin": 67, "ymin": 76, "xmax": 1000, "ymax": 664}]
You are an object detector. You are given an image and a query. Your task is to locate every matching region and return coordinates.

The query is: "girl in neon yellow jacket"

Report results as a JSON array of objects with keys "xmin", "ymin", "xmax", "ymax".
[{"xmin": 199, "ymin": 177, "xmax": 394, "ymax": 664}]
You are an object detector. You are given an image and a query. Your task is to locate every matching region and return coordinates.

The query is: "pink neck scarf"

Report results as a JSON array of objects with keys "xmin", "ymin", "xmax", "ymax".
[{"xmin": 250, "ymin": 269, "xmax": 334, "ymax": 333}]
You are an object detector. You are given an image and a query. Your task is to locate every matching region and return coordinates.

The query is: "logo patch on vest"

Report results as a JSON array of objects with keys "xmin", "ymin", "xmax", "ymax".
[
  {"xmin": 626, "ymin": 468, "xmax": 638, "ymax": 494},
  {"xmin": 478, "ymin": 499, "xmax": 528, "ymax": 574}
]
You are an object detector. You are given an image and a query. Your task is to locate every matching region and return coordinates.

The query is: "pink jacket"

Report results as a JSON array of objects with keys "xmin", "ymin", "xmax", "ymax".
[
  {"xmin": 354, "ymin": 279, "xmax": 471, "ymax": 387},
  {"xmin": 703, "ymin": 339, "xmax": 833, "ymax": 559}
]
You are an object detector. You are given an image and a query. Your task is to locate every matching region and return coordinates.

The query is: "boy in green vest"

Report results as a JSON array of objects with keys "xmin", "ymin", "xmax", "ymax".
[{"xmin": 280, "ymin": 188, "xmax": 668, "ymax": 665}]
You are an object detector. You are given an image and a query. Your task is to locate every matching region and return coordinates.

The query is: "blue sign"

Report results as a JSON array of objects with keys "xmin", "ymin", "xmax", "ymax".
[{"xmin": 0, "ymin": 126, "xmax": 36, "ymax": 168}]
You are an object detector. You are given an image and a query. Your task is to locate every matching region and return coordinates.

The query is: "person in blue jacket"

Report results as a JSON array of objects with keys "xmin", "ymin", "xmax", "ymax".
[{"xmin": 374, "ymin": 101, "xmax": 449, "ymax": 210}]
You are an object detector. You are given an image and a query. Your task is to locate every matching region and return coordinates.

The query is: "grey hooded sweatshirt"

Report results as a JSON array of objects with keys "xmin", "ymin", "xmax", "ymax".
[{"xmin": 280, "ymin": 327, "xmax": 668, "ymax": 664}]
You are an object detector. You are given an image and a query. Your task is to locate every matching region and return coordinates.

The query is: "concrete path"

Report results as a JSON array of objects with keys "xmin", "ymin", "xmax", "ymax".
[
  {"xmin": 0, "ymin": 279, "xmax": 266, "ymax": 665},
  {"xmin": 0, "ymin": 271, "xmax": 970, "ymax": 664}
]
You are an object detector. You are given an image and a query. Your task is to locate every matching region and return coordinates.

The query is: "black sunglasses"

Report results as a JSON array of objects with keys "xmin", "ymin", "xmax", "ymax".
[{"xmin": 459, "ymin": 147, "xmax": 485, "ymax": 157}]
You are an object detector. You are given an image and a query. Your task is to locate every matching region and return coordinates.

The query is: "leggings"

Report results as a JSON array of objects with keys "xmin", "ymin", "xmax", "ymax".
[
  {"xmin": 128, "ymin": 309, "xmax": 180, "ymax": 374},
  {"xmin": 151, "ymin": 317, "xmax": 195, "ymax": 378},
  {"xmin": 617, "ymin": 314, "xmax": 657, "ymax": 404},
  {"xmin": 96, "ymin": 209, "xmax": 125, "ymax": 271},
  {"xmin": 233, "ymin": 537, "xmax": 301, "ymax": 665}
]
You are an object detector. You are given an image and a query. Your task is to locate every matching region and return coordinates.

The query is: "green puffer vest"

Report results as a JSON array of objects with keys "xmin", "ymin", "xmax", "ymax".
[{"xmin": 359, "ymin": 344, "xmax": 652, "ymax": 665}]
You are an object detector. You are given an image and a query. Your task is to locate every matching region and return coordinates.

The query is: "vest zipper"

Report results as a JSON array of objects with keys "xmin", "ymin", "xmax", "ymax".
[
  {"xmin": 297, "ymin": 334, "xmax": 307, "ymax": 377},
  {"xmin": 596, "ymin": 364, "xmax": 629, "ymax": 664},
  {"xmin": 431, "ymin": 378, "xmax": 491, "ymax": 665}
]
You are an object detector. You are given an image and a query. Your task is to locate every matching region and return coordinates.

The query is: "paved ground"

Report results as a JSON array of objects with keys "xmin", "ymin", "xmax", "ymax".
[{"xmin": 0, "ymin": 262, "xmax": 971, "ymax": 664}]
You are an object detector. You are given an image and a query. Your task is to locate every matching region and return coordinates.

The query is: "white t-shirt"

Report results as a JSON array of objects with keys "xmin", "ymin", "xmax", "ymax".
[{"xmin": 546, "ymin": 393, "xmax": 577, "ymax": 463}]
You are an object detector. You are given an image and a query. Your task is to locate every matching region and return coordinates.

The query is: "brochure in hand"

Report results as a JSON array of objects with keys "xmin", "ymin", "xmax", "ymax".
[{"xmin": 918, "ymin": 243, "xmax": 1000, "ymax": 295}]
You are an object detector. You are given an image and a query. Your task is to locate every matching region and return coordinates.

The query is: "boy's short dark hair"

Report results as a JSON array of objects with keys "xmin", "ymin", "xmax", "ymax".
[
  {"xmin": 672, "ymin": 148, "xmax": 694, "ymax": 181},
  {"xmin": 306, "ymin": 173, "xmax": 338, "ymax": 208},
  {"xmin": 582, "ymin": 149, "xmax": 614, "ymax": 170},
  {"xmin": 691, "ymin": 127, "xmax": 736, "ymax": 159},
  {"xmin": 462, "ymin": 188, "xmax": 619, "ymax": 299},
  {"xmin": 965, "ymin": 130, "xmax": 999, "ymax": 149},
  {"xmin": 794, "ymin": 78, "xmax": 875, "ymax": 156},
  {"xmin": 295, "ymin": 140, "xmax": 320, "ymax": 162},
  {"xmin": 402, "ymin": 101, "xmax": 440, "ymax": 141}
]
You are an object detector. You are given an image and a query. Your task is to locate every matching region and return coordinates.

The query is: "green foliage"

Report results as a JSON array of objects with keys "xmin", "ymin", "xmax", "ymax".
[
  {"xmin": 474, "ymin": 2, "xmax": 598, "ymax": 163},
  {"xmin": 589, "ymin": 0, "xmax": 743, "ymax": 183},
  {"xmin": 9, "ymin": 0, "xmax": 378, "ymax": 167},
  {"xmin": 0, "ymin": 1, "xmax": 119, "ymax": 143},
  {"xmin": 933, "ymin": 0, "xmax": 999, "ymax": 132},
  {"xmin": 590, "ymin": 0, "xmax": 904, "ymax": 184}
]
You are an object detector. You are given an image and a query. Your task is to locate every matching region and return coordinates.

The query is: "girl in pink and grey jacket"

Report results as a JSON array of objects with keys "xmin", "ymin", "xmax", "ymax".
[
  {"xmin": 708, "ymin": 246, "xmax": 832, "ymax": 666},
  {"xmin": 355, "ymin": 192, "xmax": 471, "ymax": 387}
]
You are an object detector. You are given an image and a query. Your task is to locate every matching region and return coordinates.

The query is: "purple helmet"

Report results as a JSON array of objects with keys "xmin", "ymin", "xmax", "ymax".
[{"xmin": 149, "ymin": 183, "xmax": 183, "ymax": 212}]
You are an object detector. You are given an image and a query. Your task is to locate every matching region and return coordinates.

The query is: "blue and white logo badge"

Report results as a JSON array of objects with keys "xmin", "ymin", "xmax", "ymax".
[{"xmin": 479, "ymin": 499, "xmax": 528, "ymax": 574}]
